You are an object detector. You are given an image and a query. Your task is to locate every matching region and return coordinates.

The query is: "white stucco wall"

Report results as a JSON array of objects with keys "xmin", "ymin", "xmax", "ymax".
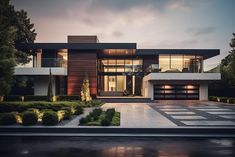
[
  {"xmin": 34, "ymin": 76, "xmax": 55, "ymax": 96},
  {"xmin": 199, "ymin": 83, "xmax": 208, "ymax": 100}
]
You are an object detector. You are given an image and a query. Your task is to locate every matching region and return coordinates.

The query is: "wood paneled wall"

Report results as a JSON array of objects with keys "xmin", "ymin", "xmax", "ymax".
[{"xmin": 67, "ymin": 50, "xmax": 97, "ymax": 96}]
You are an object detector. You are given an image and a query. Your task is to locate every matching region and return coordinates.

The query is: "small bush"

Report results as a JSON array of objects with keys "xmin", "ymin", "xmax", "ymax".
[
  {"xmin": 75, "ymin": 106, "xmax": 84, "ymax": 115},
  {"xmin": 61, "ymin": 110, "xmax": 71, "ymax": 120},
  {"xmin": 27, "ymin": 108, "xmax": 40, "ymax": 116},
  {"xmin": 90, "ymin": 108, "xmax": 102, "ymax": 120},
  {"xmin": 86, "ymin": 100, "xmax": 103, "ymax": 107},
  {"xmin": 228, "ymin": 98, "xmax": 235, "ymax": 104},
  {"xmin": 209, "ymin": 96, "xmax": 218, "ymax": 101},
  {"xmin": 101, "ymin": 117, "xmax": 111, "ymax": 126},
  {"xmin": 22, "ymin": 111, "xmax": 38, "ymax": 126},
  {"xmin": 219, "ymin": 97, "xmax": 228, "ymax": 103},
  {"xmin": 79, "ymin": 117, "xmax": 87, "ymax": 125},
  {"xmin": 42, "ymin": 110, "xmax": 58, "ymax": 126},
  {"xmin": 106, "ymin": 108, "xmax": 115, "ymax": 119},
  {"xmin": 0, "ymin": 113, "xmax": 17, "ymax": 125}
]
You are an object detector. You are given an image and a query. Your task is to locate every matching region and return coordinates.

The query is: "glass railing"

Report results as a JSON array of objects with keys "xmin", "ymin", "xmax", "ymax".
[
  {"xmin": 40, "ymin": 58, "xmax": 67, "ymax": 68},
  {"xmin": 146, "ymin": 64, "xmax": 206, "ymax": 73}
]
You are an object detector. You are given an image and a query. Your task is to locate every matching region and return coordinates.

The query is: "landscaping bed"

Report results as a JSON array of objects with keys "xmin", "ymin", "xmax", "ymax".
[
  {"xmin": 79, "ymin": 108, "xmax": 120, "ymax": 126},
  {"xmin": 209, "ymin": 96, "xmax": 235, "ymax": 104},
  {"xmin": 0, "ymin": 100, "xmax": 103, "ymax": 126}
]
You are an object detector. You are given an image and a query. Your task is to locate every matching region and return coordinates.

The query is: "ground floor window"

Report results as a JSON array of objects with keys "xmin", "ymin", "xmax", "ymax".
[{"xmin": 98, "ymin": 74, "xmax": 142, "ymax": 96}]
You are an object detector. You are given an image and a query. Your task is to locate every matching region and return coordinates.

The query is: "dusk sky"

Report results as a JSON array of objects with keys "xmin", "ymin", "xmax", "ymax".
[{"xmin": 11, "ymin": 0, "xmax": 235, "ymax": 70}]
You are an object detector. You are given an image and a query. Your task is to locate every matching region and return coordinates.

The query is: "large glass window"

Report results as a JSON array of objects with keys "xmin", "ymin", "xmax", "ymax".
[
  {"xmin": 98, "ymin": 59, "xmax": 142, "ymax": 73},
  {"xmin": 159, "ymin": 54, "xmax": 203, "ymax": 73},
  {"xmin": 159, "ymin": 55, "xmax": 170, "ymax": 72}
]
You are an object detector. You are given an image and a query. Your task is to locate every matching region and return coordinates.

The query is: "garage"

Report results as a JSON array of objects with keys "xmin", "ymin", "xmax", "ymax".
[{"xmin": 154, "ymin": 84, "xmax": 199, "ymax": 100}]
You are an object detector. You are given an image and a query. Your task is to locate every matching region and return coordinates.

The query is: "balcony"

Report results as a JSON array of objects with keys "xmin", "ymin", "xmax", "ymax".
[
  {"xmin": 14, "ymin": 58, "xmax": 67, "ymax": 76},
  {"xmin": 144, "ymin": 64, "xmax": 221, "ymax": 81}
]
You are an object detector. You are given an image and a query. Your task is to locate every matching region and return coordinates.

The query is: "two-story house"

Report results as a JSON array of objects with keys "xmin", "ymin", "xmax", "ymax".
[{"xmin": 14, "ymin": 35, "xmax": 221, "ymax": 100}]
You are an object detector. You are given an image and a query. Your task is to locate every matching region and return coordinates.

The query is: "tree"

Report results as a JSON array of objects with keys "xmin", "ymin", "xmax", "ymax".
[
  {"xmin": 80, "ymin": 74, "xmax": 92, "ymax": 102},
  {"xmin": 47, "ymin": 68, "xmax": 54, "ymax": 102},
  {"xmin": 220, "ymin": 33, "xmax": 235, "ymax": 87},
  {"xmin": 0, "ymin": 1, "xmax": 17, "ymax": 95},
  {"xmin": 0, "ymin": 0, "xmax": 36, "ymax": 95}
]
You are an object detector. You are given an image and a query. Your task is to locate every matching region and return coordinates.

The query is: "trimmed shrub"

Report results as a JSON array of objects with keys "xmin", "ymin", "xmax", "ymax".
[
  {"xmin": 106, "ymin": 108, "xmax": 115, "ymax": 119},
  {"xmin": 86, "ymin": 100, "xmax": 103, "ymax": 107},
  {"xmin": 4, "ymin": 95, "xmax": 21, "ymax": 101},
  {"xmin": 101, "ymin": 117, "xmax": 111, "ymax": 126},
  {"xmin": 75, "ymin": 106, "xmax": 84, "ymax": 115},
  {"xmin": 56, "ymin": 95, "xmax": 80, "ymax": 101},
  {"xmin": 79, "ymin": 117, "xmax": 88, "ymax": 125},
  {"xmin": 219, "ymin": 97, "xmax": 228, "ymax": 103},
  {"xmin": 209, "ymin": 96, "xmax": 218, "ymax": 101},
  {"xmin": 22, "ymin": 111, "xmax": 38, "ymax": 126},
  {"xmin": 24, "ymin": 96, "xmax": 48, "ymax": 101},
  {"xmin": 42, "ymin": 110, "xmax": 58, "ymax": 126},
  {"xmin": 228, "ymin": 98, "xmax": 235, "ymax": 104},
  {"xmin": 90, "ymin": 108, "xmax": 102, "ymax": 120},
  {"xmin": 0, "ymin": 113, "xmax": 17, "ymax": 125},
  {"xmin": 27, "ymin": 108, "xmax": 40, "ymax": 116}
]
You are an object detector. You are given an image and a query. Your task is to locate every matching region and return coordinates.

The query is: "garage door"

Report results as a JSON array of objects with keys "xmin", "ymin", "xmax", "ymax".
[{"xmin": 154, "ymin": 84, "xmax": 199, "ymax": 100}]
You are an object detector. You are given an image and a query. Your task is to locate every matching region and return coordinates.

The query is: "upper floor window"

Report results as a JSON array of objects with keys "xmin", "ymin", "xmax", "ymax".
[{"xmin": 159, "ymin": 54, "xmax": 203, "ymax": 73}]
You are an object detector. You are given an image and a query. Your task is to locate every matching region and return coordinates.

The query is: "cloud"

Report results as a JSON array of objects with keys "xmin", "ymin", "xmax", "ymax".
[
  {"xmin": 167, "ymin": 0, "xmax": 192, "ymax": 11},
  {"xmin": 187, "ymin": 26, "xmax": 218, "ymax": 36},
  {"xmin": 112, "ymin": 31, "xmax": 123, "ymax": 38}
]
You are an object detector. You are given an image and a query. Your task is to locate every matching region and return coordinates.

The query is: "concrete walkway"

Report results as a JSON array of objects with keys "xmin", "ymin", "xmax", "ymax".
[
  {"xmin": 65, "ymin": 108, "xmax": 94, "ymax": 126},
  {"xmin": 102, "ymin": 103, "xmax": 177, "ymax": 128}
]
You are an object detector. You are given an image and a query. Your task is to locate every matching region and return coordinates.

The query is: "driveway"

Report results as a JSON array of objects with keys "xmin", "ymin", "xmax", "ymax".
[
  {"xmin": 102, "ymin": 103, "xmax": 177, "ymax": 128},
  {"xmin": 102, "ymin": 101, "xmax": 235, "ymax": 128}
]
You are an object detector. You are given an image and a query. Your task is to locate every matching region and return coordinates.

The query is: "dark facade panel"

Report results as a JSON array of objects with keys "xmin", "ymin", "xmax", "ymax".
[
  {"xmin": 67, "ymin": 50, "xmax": 97, "ymax": 96},
  {"xmin": 136, "ymin": 49, "xmax": 220, "ymax": 59}
]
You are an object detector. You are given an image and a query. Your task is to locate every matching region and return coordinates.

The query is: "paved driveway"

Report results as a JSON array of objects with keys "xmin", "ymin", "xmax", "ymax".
[
  {"xmin": 151, "ymin": 101, "xmax": 235, "ymax": 127},
  {"xmin": 102, "ymin": 103, "xmax": 177, "ymax": 128},
  {"xmin": 102, "ymin": 101, "xmax": 235, "ymax": 128}
]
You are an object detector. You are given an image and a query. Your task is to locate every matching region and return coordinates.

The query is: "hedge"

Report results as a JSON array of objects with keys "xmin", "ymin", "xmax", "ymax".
[
  {"xmin": 0, "ymin": 101, "xmax": 79, "ymax": 113},
  {"xmin": 2, "ymin": 95, "xmax": 80, "ymax": 102},
  {"xmin": 209, "ymin": 96, "xmax": 235, "ymax": 104}
]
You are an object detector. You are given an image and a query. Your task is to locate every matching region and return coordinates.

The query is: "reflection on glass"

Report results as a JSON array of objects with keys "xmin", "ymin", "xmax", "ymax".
[
  {"xmin": 159, "ymin": 55, "xmax": 170, "ymax": 72},
  {"xmin": 117, "ymin": 76, "xmax": 125, "ymax": 91},
  {"xmin": 125, "ymin": 60, "xmax": 132, "ymax": 72},
  {"xmin": 159, "ymin": 54, "xmax": 203, "ymax": 73}
]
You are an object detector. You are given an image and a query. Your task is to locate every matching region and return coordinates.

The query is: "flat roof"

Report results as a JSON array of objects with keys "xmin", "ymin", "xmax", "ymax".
[
  {"xmin": 16, "ymin": 43, "xmax": 137, "ymax": 50},
  {"xmin": 136, "ymin": 49, "xmax": 220, "ymax": 59},
  {"xmin": 17, "ymin": 43, "xmax": 220, "ymax": 59}
]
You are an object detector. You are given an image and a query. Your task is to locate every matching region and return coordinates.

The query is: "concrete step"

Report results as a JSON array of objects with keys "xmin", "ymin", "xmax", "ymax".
[{"xmin": 96, "ymin": 98, "xmax": 154, "ymax": 103}]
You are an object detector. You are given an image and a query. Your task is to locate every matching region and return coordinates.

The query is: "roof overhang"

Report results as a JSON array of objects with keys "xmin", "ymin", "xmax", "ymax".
[
  {"xmin": 136, "ymin": 49, "xmax": 220, "ymax": 60},
  {"xmin": 16, "ymin": 43, "xmax": 136, "ymax": 50}
]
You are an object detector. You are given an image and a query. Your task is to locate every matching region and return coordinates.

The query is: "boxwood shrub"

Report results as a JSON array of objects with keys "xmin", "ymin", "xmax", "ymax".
[
  {"xmin": 42, "ymin": 110, "xmax": 58, "ymax": 126},
  {"xmin": 0, "ymin": 113, "xmax": 17, "ymax": 125},
  {"xmin": 75, "ymin": 106, "xmax": 84, "ymax": 115},
  {"xmin": 22, "ymin": 111, "xmax": 38, "ymax": 126}
]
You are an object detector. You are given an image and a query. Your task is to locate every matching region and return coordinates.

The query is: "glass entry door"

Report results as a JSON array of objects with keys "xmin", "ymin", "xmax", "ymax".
[{"xmin": 104, "ymin": 75, "xmax": 125, "ymax": 92}]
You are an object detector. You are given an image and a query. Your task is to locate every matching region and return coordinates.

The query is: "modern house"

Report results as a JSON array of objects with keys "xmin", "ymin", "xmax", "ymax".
[{"xmin": 14, "ymin": 35, "xmax": 221, "ymax": 100}]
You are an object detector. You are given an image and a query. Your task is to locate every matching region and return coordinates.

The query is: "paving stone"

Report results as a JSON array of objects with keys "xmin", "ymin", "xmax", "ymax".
[
  {"xmin": 197, "ymin": 109, "xmax": 231, "ymax": 111},
  {"xmin": 160, "ymin": 109, "xmax": 188, "ymax": 111},
  {"xmin": 181, "ymin": 120, "xmax": 235, "ymax": 126},
  {"xmin": 219, "ymin": 115, "xmax": 235, "ymax": 119},
  {"xmin": 207, "ymin": 112, "xmax": 235, "ymax": 115},
  {"xmin": 171, "ymin": 115, "xmax": 206, "ymax": 120},
  {"xmin": 156, "ymin": 105, "xmax": 181, "ymax": 108},
  {"xmin": 189, "ymin": 106, "xmax": 220, "ymax": 109},
  {"xmin": 164, "ymin": 112, "xmax": 196, "ymax": 115}
]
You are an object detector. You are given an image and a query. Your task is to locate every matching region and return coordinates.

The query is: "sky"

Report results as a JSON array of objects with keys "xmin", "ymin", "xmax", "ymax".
[{"xmin": 11, "ymin": 0, "xmax": 235, "ymax": 70}]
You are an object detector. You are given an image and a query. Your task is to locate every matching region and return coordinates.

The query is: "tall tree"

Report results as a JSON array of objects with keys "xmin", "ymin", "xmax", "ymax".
[
  {"xmin": 220, "ymin": 33, "xmax": 235, "ymax": 87},
  {"xmin": 0, "ymin": 0, "xmax": 36, "ymax": 95},
  {"xmin": 0, "ymin": 0, "xmax": 17, "ymax": 95}
]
